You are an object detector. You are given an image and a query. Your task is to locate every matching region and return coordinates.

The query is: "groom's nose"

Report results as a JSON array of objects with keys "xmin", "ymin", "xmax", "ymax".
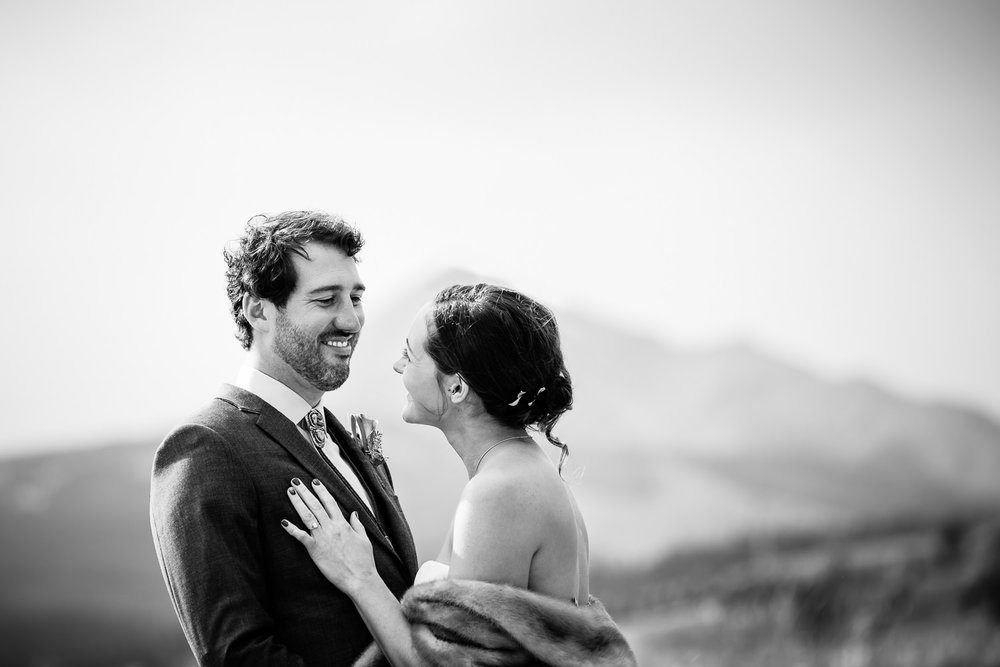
[{"xmin": 331, "ymin": 301, "xmax": 363, "ymax": 334}]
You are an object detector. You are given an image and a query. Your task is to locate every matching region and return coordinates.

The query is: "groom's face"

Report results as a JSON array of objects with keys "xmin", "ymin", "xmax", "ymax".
[{"xmin": 268, "ymin": 242, "xmax": 365, "ymax": 393}]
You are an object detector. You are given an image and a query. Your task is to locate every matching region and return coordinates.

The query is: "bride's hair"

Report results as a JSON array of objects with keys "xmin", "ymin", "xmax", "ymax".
[{"xmin": 425, "ymin": 284, "xmax": 574, "ymax": 472}]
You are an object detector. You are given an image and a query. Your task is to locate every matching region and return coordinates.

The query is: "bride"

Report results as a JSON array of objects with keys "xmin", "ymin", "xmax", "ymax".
[{"xmin": 282, "ymin": 284, "xmax": 635, "ymax": 666}]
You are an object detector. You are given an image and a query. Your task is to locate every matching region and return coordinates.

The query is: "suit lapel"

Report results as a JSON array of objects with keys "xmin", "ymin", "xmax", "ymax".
[
  {"xmin": 327, "ymin": 411, "xmax": 392, "ymax": 499},
  {"xmin": 254, "ymin": 403, "xmax": 334, "ymax": 485},
  {"xmin": 327, "ymin": 409, "xmax": 419, "ymax": 578},
  {"xmin": 218, "ymin": 384, "xmax": 326, "ymax": 482}
]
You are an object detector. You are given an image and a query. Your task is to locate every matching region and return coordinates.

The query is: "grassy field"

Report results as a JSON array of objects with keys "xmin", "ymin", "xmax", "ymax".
[{"xmin": 604, "ymin": 513, "xmax": 1000, "ymax": 666}]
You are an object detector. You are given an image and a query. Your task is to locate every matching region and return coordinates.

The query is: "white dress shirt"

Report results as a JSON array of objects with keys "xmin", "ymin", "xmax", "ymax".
[{"xmin": 233, "ymin": 365, "xmax": 373, "ymax": 511}]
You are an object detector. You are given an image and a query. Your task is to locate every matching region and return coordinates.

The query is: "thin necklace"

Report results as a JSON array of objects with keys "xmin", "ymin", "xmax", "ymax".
[{"xmin": 473, "ymin": 434, "xmax": 533, "ymax": 474}]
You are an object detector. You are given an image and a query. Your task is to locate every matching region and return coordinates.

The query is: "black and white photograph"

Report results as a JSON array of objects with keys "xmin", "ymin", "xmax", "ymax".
[{"xmin": 1, "ymin": 1, "xmax": 999, "ymax": 665}]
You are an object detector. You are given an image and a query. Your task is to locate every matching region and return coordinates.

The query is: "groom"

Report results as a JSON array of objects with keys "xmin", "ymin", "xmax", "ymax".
[{"xmin": 150, "ymin": 211, "xmax": 418, "ymax": 666}]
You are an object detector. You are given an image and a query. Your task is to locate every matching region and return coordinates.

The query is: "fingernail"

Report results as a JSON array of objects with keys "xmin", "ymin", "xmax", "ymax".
[
  {"xmin": 312, "ymin": 479, "xmax": 321, "ymax": 486},
  {"xmin": 281, "ymin": 519, "xmax": 289, "ymax": 527},
  {"xmin": 292, "ymin": 478, "xmax": 302, "ymax": 486},
  {"xmin": 288, "ymin": 487, "xmax": 296, "ymax": 495}
]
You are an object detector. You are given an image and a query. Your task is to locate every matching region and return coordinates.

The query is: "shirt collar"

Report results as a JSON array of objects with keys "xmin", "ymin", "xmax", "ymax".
[{"xmin": 233, "ymin": 365, "xmax": 320, "ymax": 426}]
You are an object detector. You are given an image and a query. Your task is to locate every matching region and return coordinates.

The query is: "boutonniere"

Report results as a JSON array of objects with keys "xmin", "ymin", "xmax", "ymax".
[{"xmin": 350, "ymin": 413, "xmax": 386, "ymax": 468}]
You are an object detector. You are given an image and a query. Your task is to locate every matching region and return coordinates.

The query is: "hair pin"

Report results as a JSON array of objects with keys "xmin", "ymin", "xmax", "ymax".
[
  {"xmin": 509, "ymin": 386, "xmax": 546, "ymax": 408},
  {"xmin": 527, "ymin": 387, "xmax": 546, "ymax": 407}
]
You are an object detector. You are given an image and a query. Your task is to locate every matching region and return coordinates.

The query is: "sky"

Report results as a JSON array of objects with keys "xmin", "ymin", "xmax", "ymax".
[{"xmin": 1, "ymin": 1, "xmax": 999, "ymax": 457}]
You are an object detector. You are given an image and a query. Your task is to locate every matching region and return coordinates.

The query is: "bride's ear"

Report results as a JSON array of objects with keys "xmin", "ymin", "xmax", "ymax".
[{"xmin": 444, "ymin": 375, "xmax": 470, "ymax": 404}]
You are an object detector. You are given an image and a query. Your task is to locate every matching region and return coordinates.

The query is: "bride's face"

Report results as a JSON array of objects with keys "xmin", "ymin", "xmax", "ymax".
[{"xmin": 393, "ymin": 303, "xmax": 448, "ymax": 425}]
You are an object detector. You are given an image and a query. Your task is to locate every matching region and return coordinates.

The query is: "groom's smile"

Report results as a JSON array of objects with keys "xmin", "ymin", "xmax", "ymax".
[{"xmin": 320, "ymin": 334, "xmax": 355, "ymax": 354}]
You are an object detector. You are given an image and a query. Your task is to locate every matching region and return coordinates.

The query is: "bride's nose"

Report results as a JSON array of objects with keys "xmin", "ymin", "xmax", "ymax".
[{"xmin": 392, "ymin": 357, "xmax": 405, "ymax": 374}]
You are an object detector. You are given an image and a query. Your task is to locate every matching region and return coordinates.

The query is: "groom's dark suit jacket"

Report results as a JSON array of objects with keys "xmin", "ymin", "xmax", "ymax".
[{"xmin": 150, "ymin": 384, "xmax": 418, "ymax": 666}]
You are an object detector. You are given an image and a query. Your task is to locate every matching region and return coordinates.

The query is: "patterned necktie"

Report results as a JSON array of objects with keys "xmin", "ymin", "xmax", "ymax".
[
  {"xmin": 300, "ymin": 409, "xmax": 327, "ymax": 448},
  {"xmin": 299, "ymin": 408, "xmax": 378, "ymax": 515}
]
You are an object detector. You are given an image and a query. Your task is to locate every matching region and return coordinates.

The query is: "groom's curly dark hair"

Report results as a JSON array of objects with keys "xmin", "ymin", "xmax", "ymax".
[{"xmin": 224, "ymin": 211, "xmax": 364, "ymax": 350}]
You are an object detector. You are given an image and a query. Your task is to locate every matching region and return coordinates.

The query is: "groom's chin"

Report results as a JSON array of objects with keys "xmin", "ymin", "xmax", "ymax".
[{"xmin": 316, "ymin": 366, "xmax": 350, "ymax": 392}]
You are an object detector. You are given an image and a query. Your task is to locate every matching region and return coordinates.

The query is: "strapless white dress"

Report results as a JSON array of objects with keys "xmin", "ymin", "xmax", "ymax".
[{"xmin": 413, "ymin": 559, "xmax": 450, "ymax": 585}]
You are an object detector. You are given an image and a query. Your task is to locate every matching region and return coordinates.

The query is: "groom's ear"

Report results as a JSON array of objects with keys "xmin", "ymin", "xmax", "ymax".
[{"xmin": 242, "ymin": 294, "xmax": 271, "ymax": 334}]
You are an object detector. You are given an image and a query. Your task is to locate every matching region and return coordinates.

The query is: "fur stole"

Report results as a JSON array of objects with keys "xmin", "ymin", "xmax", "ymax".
[{"xmin": 353, "ymin": 578, "xmax": 637, "ymax": 666}]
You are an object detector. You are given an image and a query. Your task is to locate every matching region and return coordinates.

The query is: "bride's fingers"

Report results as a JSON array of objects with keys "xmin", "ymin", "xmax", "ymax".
[
  {"xmin": 290, "ymin": 477, "xmax": 329, "ymax": 521},
  {"xmin": 280, "ymin": 518, "xmax": 312, "ymax": 544},
  {"xmin": 348, "ymin": 511, "xmax": 371, "ymax": 543},
  {"xmin": 309, "ymin": 479, "xmax": 344, "ymax": 521},
  {"xmin": 287, "ymin": 480, "xmax": 323, "ymax": 529},
  {"xmin": 348, "ymin": 511, "xmax": 364, "ymax": 533}
]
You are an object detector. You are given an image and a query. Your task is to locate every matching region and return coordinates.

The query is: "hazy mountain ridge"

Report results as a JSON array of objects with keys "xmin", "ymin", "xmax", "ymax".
[{"xmin": 555, "ymin": 307, "xmax": 1000, "ymax": 495}]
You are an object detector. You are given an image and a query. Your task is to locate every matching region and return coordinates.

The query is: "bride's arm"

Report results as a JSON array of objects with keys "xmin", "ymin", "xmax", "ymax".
[{"xmin": 282, "ymin": 480, "xmax": 423, "ymax": 667}]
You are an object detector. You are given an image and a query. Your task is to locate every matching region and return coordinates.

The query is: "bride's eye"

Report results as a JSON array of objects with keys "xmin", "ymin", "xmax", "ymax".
[{"xmin": 401, "ymin": 347, "xmax": 410, "ymax": 361}]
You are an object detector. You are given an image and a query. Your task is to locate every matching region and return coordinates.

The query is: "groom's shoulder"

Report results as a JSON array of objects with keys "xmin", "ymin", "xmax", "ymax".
[
  {"xmin": 197, "ymin": 384, "xmax": 263, "ymax": 421},
  {"xmin": 158, "ymin": 385, "xmax": 261, "ymax": 450},
  {"xmin": 152, "ymin": 387, "xmax": 261, "ymax": 494}
]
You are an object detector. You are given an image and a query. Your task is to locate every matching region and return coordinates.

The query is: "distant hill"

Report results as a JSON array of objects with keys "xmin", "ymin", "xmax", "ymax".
[{"xmin": 0, "ymin": 443, "xmax": 193, "ymax": 667}]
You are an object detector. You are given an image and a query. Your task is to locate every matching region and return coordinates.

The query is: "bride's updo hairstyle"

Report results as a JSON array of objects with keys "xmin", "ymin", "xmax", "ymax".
[{"xmin": 425, "ymin": 284, "xmax": 574, "ymax": 471}]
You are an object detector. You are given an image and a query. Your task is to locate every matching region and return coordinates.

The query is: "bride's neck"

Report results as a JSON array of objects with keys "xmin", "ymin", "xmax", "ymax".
[{"xmin": 441, "ymin": 417, "xmax": 529, "ymax": 478}]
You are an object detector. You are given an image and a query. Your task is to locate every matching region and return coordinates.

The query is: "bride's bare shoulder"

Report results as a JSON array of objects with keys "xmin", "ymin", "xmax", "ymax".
[{"xmin": 458, "ymin": 454, "xmax": 565, "ymax": 528}]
